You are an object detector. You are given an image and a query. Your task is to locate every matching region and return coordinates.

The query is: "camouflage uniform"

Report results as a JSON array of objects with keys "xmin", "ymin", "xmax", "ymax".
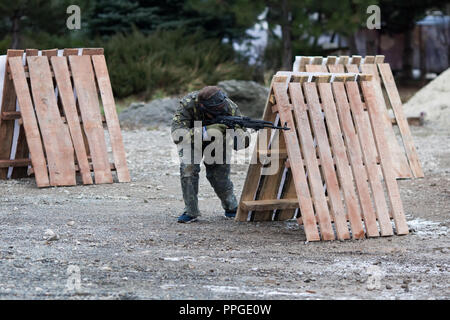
[{"xmin": 171, "ymin": 91, "xmax": 244, "ymax": 218}]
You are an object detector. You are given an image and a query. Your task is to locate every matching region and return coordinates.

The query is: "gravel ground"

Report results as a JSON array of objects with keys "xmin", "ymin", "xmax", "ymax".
[{"xmin": 0, "ymin": 124, "xmax": 448, "ymax": 300}]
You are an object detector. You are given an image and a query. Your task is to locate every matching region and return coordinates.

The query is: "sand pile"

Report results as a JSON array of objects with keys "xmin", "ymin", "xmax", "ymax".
[{"xmin": 403, "ymin": 68, "xmax": 450, "ymax": 130}]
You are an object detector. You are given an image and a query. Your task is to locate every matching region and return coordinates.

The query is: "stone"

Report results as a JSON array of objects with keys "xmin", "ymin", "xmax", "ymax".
[
  {"xmin": 119, "ymin": 98, "xmax": 180, "ymax": 129},
  {"xmin": 217, "ymin": 80, "xmax": 269, "ymax": 119}
]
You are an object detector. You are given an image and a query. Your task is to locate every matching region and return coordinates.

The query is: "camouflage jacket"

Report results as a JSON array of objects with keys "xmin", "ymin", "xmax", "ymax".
[{"xmin": 171, "ymin": 90, "xmax": 243, "ymax": 144}]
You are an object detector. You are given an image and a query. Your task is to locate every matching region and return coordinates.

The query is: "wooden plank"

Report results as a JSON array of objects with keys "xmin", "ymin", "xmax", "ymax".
[
  {"xmin": 273, "ymin": 82, "xmax": 321, "ymax": 241},
  {"xmin": 338, "ymin": 56, "xmax": 349, "ymax": 65},
  {"xmin": 326, "ymin": 56, "xmax": 337, "ymax": 65},
  {"xmin": 69, "ymin": 55, "xmax": 113, "ymax": 184},
  {"xmin": 27, "ymin": 56, "xmax": 76, "ymax": 186},
  {"xmin": 63, "ymin": 48, "xmax": 80, "ymax": 56},
  {"xmin": 332, "ymin": 81, "xmax": 380, "ymax": 237},
  {"xmin": 1, "ymin": 111, "xmax": 21, "ymax": 120},
  {"xmin": 351, "ymin": 55, "xmax": 362, "ymax": 66},
  {"xmin": 327, "ymin": 64, "xmax": 345, "ymax": 73},
  {"xmin": 312, "ymin": 56, "xmax": 323, "ymax": 65},
  {"xmin": 8, "ymin": 57, "xmax": 50, "ymax": 187},
  {"xmin": 345, "ymin": 64, "xmax": 359, "ymax": 73},
  {"xmin": 361, "ymin": 81, "xmax": 409, "ymax": 235},
  {"xmin": 92, "ymin": 55, "xmax": 130, "ymax": 183},
  {"xmin": 375, "ymin": 55, "xmax": 385, "ymax": 63},
  {"xmin": 42, "ymin": 49, "xmax": 58, "ymax": 57},
  {"xmin": 317, "ymin": 82, "xmax": 366, "ymax": 239},
  {"xmin": 298, "ymin": 57, "xmax": 310, "ymax": 72},
  {"xmin": 236, "ymin": 75, "xmax": 289, "ymax": 222},
  {"xmin": 305, "ymin": 64, "xmax": 327, "ymax": 72},
  {"xmin": 378, "ymin": 63, "xmax": 424, "ymax": 178},
  {"xmin": 12, "ymin": 50, "xmax": 37, "ymax": 178},
  {"xmin": 242, "ymin": 199, "xmax": 299, "ymax": 211},
  {"xmin": 289, "ymin": 83, "xmax": 338, "ymax": 237},
  {"xmin": 82, "ymin": 48, "xmax": 104, "ymax": 55},
  {"xmin": 0, "ymin": 159, "xmax": 31, "ymax": 168},
  {"xmin": 346, "ymin": 81, "xmax": 394, "ymax": 236},
  {"xmin": 361, "ymin": 64, "xmax": 413, "ymax": 179},
  {"xmin": 364, "ymin": 56, "xmax": 375, "ymax": 64},
  {"xmin": 51, "ymin": 56, "xmax": 93, "ymax": 185},
  {"xmin": 0, "ymin": 49, "xmax": 24, "ymax": 179},
  {"xmin": 302, "ymin": 82, "xmax": 352, "ymax": 240}
]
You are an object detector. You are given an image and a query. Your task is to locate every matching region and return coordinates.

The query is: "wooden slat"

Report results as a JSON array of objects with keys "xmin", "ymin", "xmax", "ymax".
[
  {"xmin": 42, "ymin": 49, "xmax": 58, "ymax": 57},
  {"xmin": 82, "ymin": 48, "xmax": 104, "ymax": 55},
  {"xmin": 12, "ymin": 50, "xmax": 36, "ymax": 178},
  {"xmin": 375, "ymin": 55, "xmax": 385, "ymax": 63},
  {"xmin": 8, "ymin": 57, "xmax": 50, "ymax": 187},
  {"xmin": 346, "ymin": 81, "xmax": 394, "ymax": 236},
  {"xmin": 302, "ymin": 82, "xmax": 352, "ymax": 240},
  {"xmin": 327, "ymin": 64, "xmax": 345, "ymax": 73},
  {"xmin": 69, "ymin": 55, "xmax": 113, "ymax": 184},
  {"xmin": 27, "ymin": 56, "xmax": 76, "ymax": 186},
  {"xmin": 63, "ymin": 48, "xmax": 79, "ymax": 56},
  {"xmin": 92, "ymin": 55, "xmax": 130, "ymax": 183},
  {"xmin": 0, "ymin": 49, "xmax": 24, "ymax": 179},
  {"xmin": 0, "ymin": 159, "xmax": 31, "ymax": 168},
  {"xmin": 364, "ymin": 56, "xmax": 375, "ymax": 64},
  {"xmin": 1, "ymin": 111, "xmax": 21, "ymax": 120},
  {"xmin": 289, "ymin": 83, "xmax": 337, "ymax": 237},
  {"xmin": 361, "ymin": 81, "xmax": 409, "ymax": 235},
  {"xmin": 345, "ymin": 64, "xmax": 359, "ymax": 73},
  {"xmin": 332, "ymin": 81, "xmax": 380, "ymax": 237},
  {"xmin": 236, "ymin": 75, "xmax": 288, "ymax": 222},
  {"xmin": 242, "ymin": 199, "xmax": 299, "ymax": 211},
  {"xmin": 318, "ymin": 82, "xmax": 366, "ymax": 239},
  {"xmin": 326, "ymin": 56, "xmax": 337, "ymax": 65},
  {"xmin": 51, "ymin": 56, "xmax": 93, "ymax": 185},
  {"xmin": 360, "ymin": 64, "xmax": 412, "ymax": 179},
  {"xmin": 298, "ymin": 57, "xmax": 310, "ymax": 72},
  {"xmin": 273, "ymin": 82, "xmax": 321, "ymax": 241},
  {"xmin": 312, "ymin": 56, "xmax": 323, "ymax": 65},
  {"xmin": 378, "ymin": 63, "xmax": 424, "ymax": 178},
  {"xmin": 351, "ymin": 56, "xmax": 362, "ymax": 66},
  {"xmin": 305, "ymin": 64, "xmax": 328, "ymax": 72}
]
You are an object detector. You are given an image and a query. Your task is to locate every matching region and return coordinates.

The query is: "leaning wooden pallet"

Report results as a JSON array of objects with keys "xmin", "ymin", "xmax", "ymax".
[
  {"xmin": 293, "ymin": 54, "xmax": 424, "ymax": 179},
  {"xmin": 236, "ymin": 72, "xmax": 409, "ymax": 241},
  {"xmin": 0, "ymin": 48, "xmax": 130, "ymax": 187}
]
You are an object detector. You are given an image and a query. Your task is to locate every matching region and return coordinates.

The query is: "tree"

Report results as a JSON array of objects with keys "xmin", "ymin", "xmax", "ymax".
[
  {"xmin": 265, "ymin": 0, "xmax": 375, "ymax": 70},
  {"xmin": 378, "ymin": 0, "xmax": 449, "ymax": 79},
  {"xmin": 0, "ymin": 0, "xmax": 91, "ymax": 49},
  {"xmin": 89, "ymin": 0, "xmax": 264, "ymax": 42}
]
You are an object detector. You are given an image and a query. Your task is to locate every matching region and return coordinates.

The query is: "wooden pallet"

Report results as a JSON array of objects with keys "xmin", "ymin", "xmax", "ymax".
[
  {"xmin": 0, "ymin": 48, "xmax": 130, "ymax": 187},
  {"xmin": 293, "ymin": 55, "xmax": 423, "ymax": 179},
  {"xmin": 236, "ymin": 72, "xmax": 409, "ymax": 241}
]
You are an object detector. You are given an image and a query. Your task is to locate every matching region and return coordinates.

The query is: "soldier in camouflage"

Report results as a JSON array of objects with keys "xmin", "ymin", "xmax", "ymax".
[{"xmin": 171, "ymin": 86, "xmax": 249, "ymax": 223}]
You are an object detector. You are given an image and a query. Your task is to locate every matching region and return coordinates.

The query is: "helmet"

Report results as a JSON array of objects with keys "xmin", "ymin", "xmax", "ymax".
[{"xmin": 198, "ymin": 86, "xmax": 229, "ymax": 113}]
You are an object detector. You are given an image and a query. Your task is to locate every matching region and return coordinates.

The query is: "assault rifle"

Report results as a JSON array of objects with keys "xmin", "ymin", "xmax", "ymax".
[{"xmin": 205, "ymin": 115, "xmax": 290, "ymax": 131}]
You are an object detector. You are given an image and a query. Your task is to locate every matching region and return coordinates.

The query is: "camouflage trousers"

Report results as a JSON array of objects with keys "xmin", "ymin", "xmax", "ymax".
[{"xmin": 178, "ymin": 145, "xmax": 238, "ymax": 217}]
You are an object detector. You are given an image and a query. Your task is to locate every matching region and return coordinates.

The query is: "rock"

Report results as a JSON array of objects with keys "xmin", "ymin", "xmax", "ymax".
[
  {"xmin": 217, "ymin": 80, "xmax": 269, "ymax": 119},
  {"xmin": 119, "ymin": 98, "xmax": 180, "ymax": 129},
  {"xmin": 67, "ymin": 220, "xmax": 75, "ymax": 227},
  {"xmin": 43, "ymin": 229, "xmax": 60, "ymax": 241}
]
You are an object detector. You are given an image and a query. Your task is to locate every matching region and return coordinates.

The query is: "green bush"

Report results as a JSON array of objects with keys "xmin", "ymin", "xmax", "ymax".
[{"xmin": 102, "ymin": 29, "xmax": 253, "ymax": 99}]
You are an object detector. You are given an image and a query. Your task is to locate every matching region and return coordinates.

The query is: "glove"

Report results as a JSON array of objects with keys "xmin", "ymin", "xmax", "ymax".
[{"xmin": 204, "ymin": 124, "xmax": 227, "ymax": 137}]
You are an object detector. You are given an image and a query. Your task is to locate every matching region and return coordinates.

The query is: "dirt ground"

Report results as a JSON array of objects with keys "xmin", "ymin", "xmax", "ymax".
[{"xmin": 0, "ymin": 123, "xmax": 448, "ymax": 300}]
